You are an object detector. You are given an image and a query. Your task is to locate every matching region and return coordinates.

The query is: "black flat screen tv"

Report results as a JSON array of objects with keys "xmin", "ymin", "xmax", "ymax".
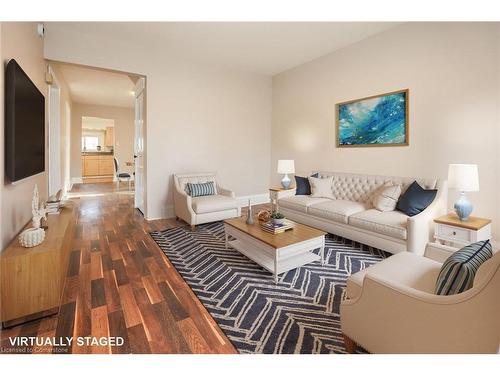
[{"xmin": 5, "ymin": 59, "xmax": 45, "ymax": 182}]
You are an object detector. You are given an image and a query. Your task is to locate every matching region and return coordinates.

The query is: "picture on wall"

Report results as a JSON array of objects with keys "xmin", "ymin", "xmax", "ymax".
[{"xmin": 336, "ymin": 89, "xmax": 409, "ymax": 147}]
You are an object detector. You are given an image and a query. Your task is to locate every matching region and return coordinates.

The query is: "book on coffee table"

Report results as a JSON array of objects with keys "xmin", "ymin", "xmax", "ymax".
[{"xmin": 260, "ymin": 219, "xmax": 294, "ymax": 234}]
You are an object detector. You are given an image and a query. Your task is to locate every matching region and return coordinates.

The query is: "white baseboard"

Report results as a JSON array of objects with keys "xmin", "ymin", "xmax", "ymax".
[
  {"xmin": 148, "ymin": 193, "xmax": 270, "ymax": 221},
  {"xmin": 71, "ymin": 176, "xmax": 135, "ymax": 185},
  {"xmin": 236, "ymin": 193, "xmax": 270, "ymax": 207},
  {"xmin": 71, "ymin": 177, "xmax": 83, "ymax": 185}
]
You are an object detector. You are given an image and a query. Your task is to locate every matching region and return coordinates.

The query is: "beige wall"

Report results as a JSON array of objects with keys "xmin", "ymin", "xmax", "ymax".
[
  {"xmin": 45, "ymin": 25, "xmax": 272, "ymax": 219},
  {"xmin": 70, "ymin": 103, "xmax": 134, "ymax": 178},
  {"xmin": 272, "ymin": 22, "xmax": 500, "ymax": 241},
  {"xmin": 0, "ymin": 23, "xmax": 47, "ymax": 249}
]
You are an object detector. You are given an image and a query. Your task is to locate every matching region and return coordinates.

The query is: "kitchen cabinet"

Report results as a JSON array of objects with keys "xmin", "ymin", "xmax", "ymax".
[
  {"xmin": 104, "ymin": 127, "xmax": 114, "ymax": 147},
  {"xmin": 82, "ymin": 154, "xmax": 115, "ymax": 177}
]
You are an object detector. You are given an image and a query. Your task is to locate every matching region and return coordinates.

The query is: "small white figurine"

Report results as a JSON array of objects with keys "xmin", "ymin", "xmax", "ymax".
[
  {"xmin": 19, "ymin": 184, "xmax": 47, "ymax": 248},
  {"xmin": 31, "ymin": 184, "xmax": 47, "ymax": 229}
]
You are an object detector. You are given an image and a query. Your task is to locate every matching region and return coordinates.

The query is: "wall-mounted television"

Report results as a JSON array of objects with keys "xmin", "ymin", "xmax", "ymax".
[{"xmin": 5, "ymin": 59, "xmax": 45, "ymax": 182}]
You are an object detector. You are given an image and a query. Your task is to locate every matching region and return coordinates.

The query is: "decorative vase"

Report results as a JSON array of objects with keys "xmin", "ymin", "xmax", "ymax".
[
  {"xmin": 281, "ymin": 174, "xmax": 291, "ymax": 189},
  {"xmin": 246, "ymin": 200, "xmax": 254, "ymax": 225},
  {"xmin": 19, "ymin": 228, "xmax": 45, "ymax": 248},
  {"xmin": 454, "ymin": 191, "xmax": 473, "ymax": 221}
]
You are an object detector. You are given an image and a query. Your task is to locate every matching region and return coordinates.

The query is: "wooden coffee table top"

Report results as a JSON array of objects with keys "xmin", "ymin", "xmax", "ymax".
[{"xmin": 224, "ymin": 216, "xmax": 326, "ymax": 249}]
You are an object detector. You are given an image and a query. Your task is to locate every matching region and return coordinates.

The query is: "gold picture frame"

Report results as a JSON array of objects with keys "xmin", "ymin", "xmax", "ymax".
[{"xmin": 336, "ymin": 89, "xmax": 409, "ymax": 148}]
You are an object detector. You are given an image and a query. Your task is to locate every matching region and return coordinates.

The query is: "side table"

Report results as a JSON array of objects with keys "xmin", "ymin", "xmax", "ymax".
[
  {"xmin": 434, "ymin": 213, "xmax": 491, "ymax": 248},
  {"xmin": 269, "ymin": 187, "xmax": 295, "ymax": 212}
]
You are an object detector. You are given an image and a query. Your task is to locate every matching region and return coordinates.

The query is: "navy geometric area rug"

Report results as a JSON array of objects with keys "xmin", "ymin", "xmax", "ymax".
[{"xmin": 150, "ymin": 222, "xmax": 389, "ymax": 354}]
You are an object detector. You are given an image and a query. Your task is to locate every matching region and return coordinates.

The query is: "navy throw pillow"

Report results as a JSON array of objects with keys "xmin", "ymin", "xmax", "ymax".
[
  {"xmin": 396, "ymin": 181, "xmax": 437, "ymax": 216},
  {"xmin": 295, "ymin": 173, "xmax": 319, "ymax": 195}
]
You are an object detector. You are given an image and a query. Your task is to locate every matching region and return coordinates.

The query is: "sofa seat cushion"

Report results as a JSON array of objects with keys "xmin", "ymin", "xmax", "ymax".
[
  {"xmin": 349, "ymin": 209, "xmax": 408, "ymax": 240},
  {"xmin": 346, "ymin": 252, "xmax": 442, "ymax": 299},
  {"xmin": 308, "ymin": 200, "xmax": 369, "ymax": 224},
  {"xmin": 278, "ymin": 196, "xmax": 331, "ymax": 213},
  {"xmin": 191, "ymin": 195, "xmax": 238, "ymax": 214}
]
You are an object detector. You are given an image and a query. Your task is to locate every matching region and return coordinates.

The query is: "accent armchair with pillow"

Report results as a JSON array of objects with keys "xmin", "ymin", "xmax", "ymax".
[
  {"xmin": 173, "ymin": 172, "xmax": 241, "ymax": 229},
  {"xmin": 340, "ymin": 242, "xmax": 500, "ymax": 353}
]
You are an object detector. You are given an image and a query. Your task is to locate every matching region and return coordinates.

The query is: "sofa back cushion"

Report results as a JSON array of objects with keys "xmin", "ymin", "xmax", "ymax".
[
  {"xmin": 175, "ymin": 173, "xmax": 218, "ymax": 195},
  {"xmin": 435, "ymin": 240, "xmax": 493, "ymax": 295},
  {"xmin": 315, "ymin": 171, "xmax": 437, "ymax": 204}
]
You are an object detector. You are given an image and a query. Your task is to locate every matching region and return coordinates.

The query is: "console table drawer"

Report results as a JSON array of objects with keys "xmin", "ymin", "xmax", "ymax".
[{"xmin": 436, "ymin": 224, "xmax": 470, "ymax": 243}]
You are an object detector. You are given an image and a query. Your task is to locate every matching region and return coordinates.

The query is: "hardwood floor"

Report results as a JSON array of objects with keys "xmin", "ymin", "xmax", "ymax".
[{"xmin": 0, "ymin": 182, "xmax": 238, "ymax": 354}]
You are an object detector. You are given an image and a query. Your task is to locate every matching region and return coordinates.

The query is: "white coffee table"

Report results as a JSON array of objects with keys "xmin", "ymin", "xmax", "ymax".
[{"xmin": 223, "ymin": 217, "xmax": 326, "ymax": 284}]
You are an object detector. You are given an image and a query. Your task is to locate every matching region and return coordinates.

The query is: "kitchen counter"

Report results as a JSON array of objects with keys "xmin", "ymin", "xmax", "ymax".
[{"xmin": 82, "ymin": 151, "xmax": 114, "ymax": 156}]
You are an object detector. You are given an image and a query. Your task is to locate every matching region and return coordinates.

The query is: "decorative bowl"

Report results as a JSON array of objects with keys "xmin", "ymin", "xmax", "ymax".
[
  {"xmin": 19, "ymin": 228, "xmax": 45, "ymax": 248},
  {"xmin": 257, "ymin": 210, "xmax": 271, "ymax": 222}
]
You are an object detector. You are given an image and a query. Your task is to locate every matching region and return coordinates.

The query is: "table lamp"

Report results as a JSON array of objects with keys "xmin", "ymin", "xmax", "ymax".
[
  {"xmin": 448, "ymin": 164, "xmax": 479, "ymax": 221},
  {"xmin": 277, "ymin": 160, "xmax": 295, "ymax": 189}
]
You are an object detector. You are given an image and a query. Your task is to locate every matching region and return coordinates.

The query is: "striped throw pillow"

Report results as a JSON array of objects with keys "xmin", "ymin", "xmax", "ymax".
[
  {"xmin": 435, "ymin": 240, "xmax": 493, "ymax": 295},
  {"xmin": 186, "ymin": 181, "xmax": 216, "ymax": 197}
]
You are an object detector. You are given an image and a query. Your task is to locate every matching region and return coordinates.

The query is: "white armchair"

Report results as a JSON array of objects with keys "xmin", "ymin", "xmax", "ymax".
[
  {"xmin": 340, "ymin": 242, "xmax": 500, "ymax": 353},
  {"xmin": 173, "ymin": 172, "xmax": 241, "ymax": 229}
]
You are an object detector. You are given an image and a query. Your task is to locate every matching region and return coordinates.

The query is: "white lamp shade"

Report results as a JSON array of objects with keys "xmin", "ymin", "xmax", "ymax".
[
  {"xmin": 448, "ymin": 164, "xmax": 479, "ymax": 192},
  {"xmin": 277, "ymin": 160, "xmax": 295, "ymax": 174}
]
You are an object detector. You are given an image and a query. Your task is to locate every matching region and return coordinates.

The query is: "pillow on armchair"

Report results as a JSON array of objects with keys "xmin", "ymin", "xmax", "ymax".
[
  {"xmin": 435, "ymin": 240, "xmax": 493, "ymax": 295},
  {"xmin": 186, "ymin": 181, "xmax": 217, "ymax": 197}
]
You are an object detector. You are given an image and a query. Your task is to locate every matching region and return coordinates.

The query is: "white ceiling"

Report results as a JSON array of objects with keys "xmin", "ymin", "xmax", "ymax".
[
  {"xmin": 48, "ymin": 22, "xmax": 399, "ymax": 75},
  {"xmin": 53, "ymin": 63, "xmax": 136, "ymax": 108}
]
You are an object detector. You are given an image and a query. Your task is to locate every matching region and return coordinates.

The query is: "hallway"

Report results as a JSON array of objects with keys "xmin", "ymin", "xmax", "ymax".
[{"xmin": 0, "ymin": 185, "xmax": 236, "ymax": 354}]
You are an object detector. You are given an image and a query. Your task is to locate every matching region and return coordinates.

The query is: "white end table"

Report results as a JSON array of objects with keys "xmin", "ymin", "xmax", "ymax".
[
  {"xmin": 269, "ymin": 187, "xmax": 295, "ymax": 212},
  {"xmin": 433, "ymin": 213, "xmax": 491, "ymax": 248}
]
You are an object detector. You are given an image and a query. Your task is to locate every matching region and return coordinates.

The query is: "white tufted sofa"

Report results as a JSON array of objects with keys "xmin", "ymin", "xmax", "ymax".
[
  {"xmin": 278, "ymin": 171, "xmax": 447, "ymax": 255},
  {"xmin": 173, "ymin": 172, "xmax": 241, "ymax": 228}
]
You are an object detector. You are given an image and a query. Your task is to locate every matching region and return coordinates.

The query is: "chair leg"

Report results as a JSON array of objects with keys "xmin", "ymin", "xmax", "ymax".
[{"xmin": 343, "ymin": 334, "xmax": 357, "ymax": 354}]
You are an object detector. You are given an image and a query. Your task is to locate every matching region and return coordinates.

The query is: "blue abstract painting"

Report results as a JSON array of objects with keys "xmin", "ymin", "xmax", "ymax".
[{"xmin": 337, "ymin": 90, "xmax": 408, "ymax": 146}]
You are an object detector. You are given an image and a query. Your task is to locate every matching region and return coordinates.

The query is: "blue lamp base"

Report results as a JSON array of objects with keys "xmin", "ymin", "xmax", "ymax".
[
  {"xmin": 454, "ymin": 191, "xmax": 473, "ymax": 221},
  {"xmin": 281, "ymin": 174, "xmax": 291, "ymax": 189}
]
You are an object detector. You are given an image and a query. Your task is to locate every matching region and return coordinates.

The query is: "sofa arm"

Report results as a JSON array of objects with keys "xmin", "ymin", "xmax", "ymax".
[
  {"xmin": 340, "ymin": 273, "xmax": 497, "ymax": 353},
  {"xmin": 406, "ymin": 180, "xmax": 447, "ymax": 255},
  {"xmin": 424, "ymin": 242, "xmax": 458, "ymax": 263},
  {"xmin": 217, "ymin": 185, "xmax": 235, "ymax": 198},
  {"xmin": 173, "ymin": 183, "xmax": 196, "ymax": 224}
]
